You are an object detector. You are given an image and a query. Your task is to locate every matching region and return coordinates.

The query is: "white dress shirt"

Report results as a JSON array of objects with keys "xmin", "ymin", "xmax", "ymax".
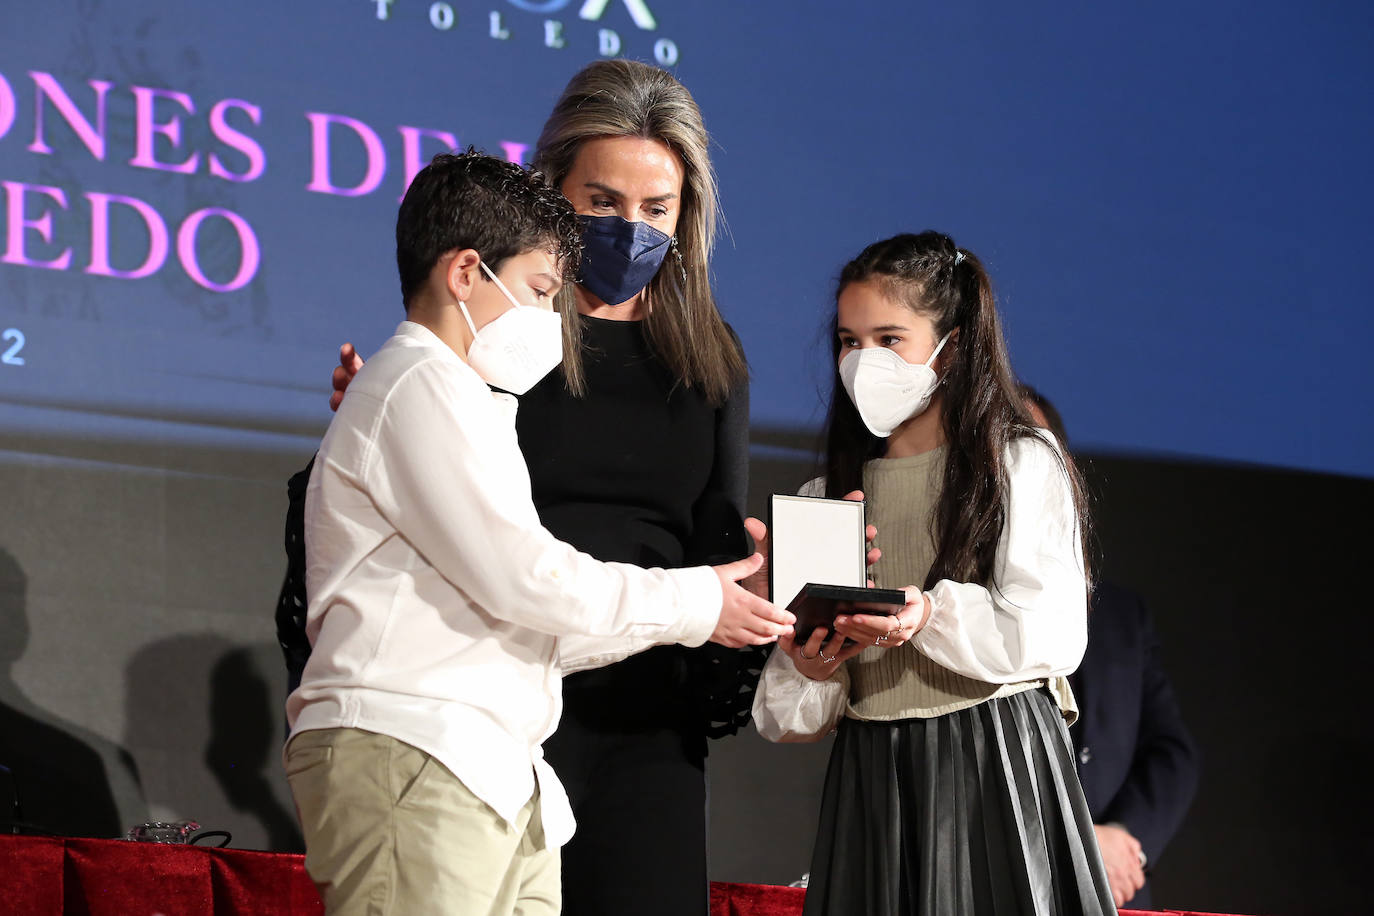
[
  {"xmin": 286, "ymin": 321, "xmax": 722, "ymax": 846},
  {"xmin": 753, "ymin": 434, "xmax": 1087, "ymax": 742}
]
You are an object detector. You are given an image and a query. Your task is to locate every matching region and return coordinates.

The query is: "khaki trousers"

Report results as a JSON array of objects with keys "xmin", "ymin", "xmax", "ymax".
[{"xmin": 285, "ymin": 728, "xmax": 559, "ymax": 916}]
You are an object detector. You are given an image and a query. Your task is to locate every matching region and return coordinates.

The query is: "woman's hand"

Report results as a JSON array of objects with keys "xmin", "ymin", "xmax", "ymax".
[
  {"xmin": 781, "ymin": 626, "xmax": 866, "ymax": 681},
  {"xmin": 833, "ymin": 586, "xmax": 930, "ymax": 649},
  {"xmin": 329, "ymin": 342, "xmax": 365, "ymax": 411},
  {"xmin": 741, "ymin": 517, "xmax": 770, "ymax": 598}
]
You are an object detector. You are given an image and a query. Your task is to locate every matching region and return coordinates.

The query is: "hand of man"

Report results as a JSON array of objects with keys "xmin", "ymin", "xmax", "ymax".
[{"xmin": 1093, "ymin": 823, "xmax": 1145, "ymax": 908}]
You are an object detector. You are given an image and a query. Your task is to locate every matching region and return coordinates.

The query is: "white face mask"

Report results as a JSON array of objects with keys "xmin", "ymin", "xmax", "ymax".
[
  {"xmin": 838, "ymin": 332, "xmax": 952, "ymax": 438},
  {"xmin": 458, "ymin": 260, "xmax": 563, "ymax": 395}
]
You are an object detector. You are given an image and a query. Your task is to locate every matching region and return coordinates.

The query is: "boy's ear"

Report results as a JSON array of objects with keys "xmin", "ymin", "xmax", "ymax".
[{"xmin": 442, "ymin": 248, "xmax": 482, "ymax": 302}]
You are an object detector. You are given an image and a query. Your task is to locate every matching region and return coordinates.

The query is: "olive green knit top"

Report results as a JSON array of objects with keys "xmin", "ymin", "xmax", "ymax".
[{"xmin": 833, "ymin": 447, "xmax": 1054, "ymax": 721}]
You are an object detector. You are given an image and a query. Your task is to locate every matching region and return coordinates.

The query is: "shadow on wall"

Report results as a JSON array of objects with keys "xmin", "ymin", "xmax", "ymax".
[
  {"xmin": 208, "ymin": 648, "xmax": 303, "ymax": 851},
  {"xmin": 123, "ymin": 635, "xmax": 302, "ymax": 852},
  {"xmin": 0, "ymin": 545, "xmax": 144, "ymax": 837}
]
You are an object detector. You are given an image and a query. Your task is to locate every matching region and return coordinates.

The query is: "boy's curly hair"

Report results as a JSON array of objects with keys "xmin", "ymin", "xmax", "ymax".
[{"xmin": 396, "ymin": 148, "xmax": 583, "ymax": 307}]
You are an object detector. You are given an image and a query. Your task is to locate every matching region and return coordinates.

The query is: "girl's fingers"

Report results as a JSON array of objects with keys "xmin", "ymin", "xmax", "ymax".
[
  {"xmin": 808, "ymin": 627, "xmax": 830, "ymax": 654},
  {"xmin": 833, "ymin": 611, "xmax": 908, "ymax": 646},
  {"xmin": 796, "ymin": 626, "xmax": 829, "ymax": 660},
  {"xmin": 843, "ymin": 613, "xmax": 890, "ymax": 634},
  {"xmin": 838, "ymin": 639, "xmax": 869, "ymax": 663}
]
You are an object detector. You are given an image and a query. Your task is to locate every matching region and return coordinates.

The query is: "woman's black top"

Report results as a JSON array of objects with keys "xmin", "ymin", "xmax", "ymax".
[
  {"xmin": 517, "ymin": 315, "xmax": 752, "ymax": 730},
  {"xmin": 520, "ymin": 315, "xmax": 738, "ymax": 569}
]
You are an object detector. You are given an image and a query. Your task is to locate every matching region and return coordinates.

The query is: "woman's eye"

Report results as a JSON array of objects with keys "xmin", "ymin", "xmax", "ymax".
[
  {"xmin": 881, "ymin": 335, "xmax": 902, "ymax": 347},
  {"xmin": 840, "ymin": 338, "xmax": 857, "ymax": 348},
  {"xmin": 592, "ymin": 198, "xmax": 614, "ymax": 209},
  {"xmin": 648, "ymin": 206, "xmax": 668, "ymax": 218}
]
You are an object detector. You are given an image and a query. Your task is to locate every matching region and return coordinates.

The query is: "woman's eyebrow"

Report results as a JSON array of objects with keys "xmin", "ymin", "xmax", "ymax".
[
  {"xmin": 583, "ymin": 181, "xmax": 624, "ymax": 198},
  {"xmin": 584, "ymin": 181, "xmax": 678, "ymax": 203}
]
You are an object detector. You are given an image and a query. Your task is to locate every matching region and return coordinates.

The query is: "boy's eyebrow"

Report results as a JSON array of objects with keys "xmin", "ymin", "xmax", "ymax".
[{"xmin": 584, "ymin": 181, "xmax": 678, "ymax": 203}]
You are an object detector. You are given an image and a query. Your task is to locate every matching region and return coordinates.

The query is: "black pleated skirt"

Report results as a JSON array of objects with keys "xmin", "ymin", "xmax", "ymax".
[{"xmin": 804, "ymin": 689, "xmax": 1117, "ymax": 916}]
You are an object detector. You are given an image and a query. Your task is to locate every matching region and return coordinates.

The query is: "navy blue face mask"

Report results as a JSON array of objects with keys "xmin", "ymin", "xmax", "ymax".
[{"xmin": 576, "ymin": 214, "xmax": 672, "ymax": 306}]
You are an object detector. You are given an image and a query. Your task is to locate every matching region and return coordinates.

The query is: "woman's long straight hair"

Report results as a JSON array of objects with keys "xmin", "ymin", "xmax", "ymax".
[
  {"xmin": 533, "ymin": 60, "xmax": 746, "ymax": 403},
  {"xmin": 822, "ymin": 232, "xmax": 1092, "ymax": 591}
]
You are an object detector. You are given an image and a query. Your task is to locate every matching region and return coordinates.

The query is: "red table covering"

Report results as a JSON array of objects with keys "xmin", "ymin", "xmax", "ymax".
[{"xmin": 0, "ymin": 834, "xmax": 1242, "ymax": 915}]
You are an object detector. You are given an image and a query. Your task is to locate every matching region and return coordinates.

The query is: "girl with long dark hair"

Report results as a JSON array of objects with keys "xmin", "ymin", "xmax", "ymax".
[{"xmin": 754, "ymin": 231, "xmax": 1116, "ymax": 915}]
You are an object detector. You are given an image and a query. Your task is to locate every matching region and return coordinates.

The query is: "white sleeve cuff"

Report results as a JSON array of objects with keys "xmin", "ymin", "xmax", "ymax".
[
  {"xmin": 666, "ymin": 565, "xmax": 722, "ymax": 648},
  {"xmin": 751, "ymin": 648, "xmax": 848, "ymax": 743}
]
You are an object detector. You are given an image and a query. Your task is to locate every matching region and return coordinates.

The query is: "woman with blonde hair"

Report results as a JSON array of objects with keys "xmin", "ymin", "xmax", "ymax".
[
  {"xmin": 285, "ymin": 60, "xmax": 758, "ymax": 915},
  {"xmin": 523, "ymin": 60, "xmax": 753, "ymax": 916}
]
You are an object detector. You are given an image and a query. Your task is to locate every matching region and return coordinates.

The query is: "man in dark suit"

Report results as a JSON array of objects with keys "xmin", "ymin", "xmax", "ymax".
[
  {"xmin": 1070, "ymin": 579, "xmax": 1201, "ymax": 909},
  {"xmin": 1022, "ymin": 386, "xmax": 1201, "ymax": 910}
]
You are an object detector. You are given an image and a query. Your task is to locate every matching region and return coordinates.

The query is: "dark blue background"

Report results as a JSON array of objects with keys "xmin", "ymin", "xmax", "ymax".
[{"xmin": 2, "ymin": 0, "xmax": 1370, "ymax": 477}]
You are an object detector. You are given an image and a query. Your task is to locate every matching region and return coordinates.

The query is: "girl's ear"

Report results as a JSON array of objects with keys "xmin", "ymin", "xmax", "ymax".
[{"xmin": 935, "ymin": 327, "xmax": 960, "ymax": 374}]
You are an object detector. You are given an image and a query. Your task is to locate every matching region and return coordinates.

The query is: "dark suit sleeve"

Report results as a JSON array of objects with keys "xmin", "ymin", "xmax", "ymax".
[{"xmin": 1098, "ymin": 598, "xmax": 1202, "ymax": 866}]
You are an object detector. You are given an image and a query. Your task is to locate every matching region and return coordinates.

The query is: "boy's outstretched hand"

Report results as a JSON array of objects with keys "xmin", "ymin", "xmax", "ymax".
[{"xmin": 710, "ymin": 553, "xmax": 795, "ymax": 648}]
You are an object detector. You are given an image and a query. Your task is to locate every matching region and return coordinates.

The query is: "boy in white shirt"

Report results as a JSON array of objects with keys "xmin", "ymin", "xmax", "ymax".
[{"xmin": 285, "ymin": 151, "xmax": 792, "ymax": 915}]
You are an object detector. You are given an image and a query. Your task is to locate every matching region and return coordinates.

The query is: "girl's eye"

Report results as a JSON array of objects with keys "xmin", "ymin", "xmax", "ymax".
[
  {"xmin": 533, "ymin": 289, "xmax": 549, "ymax": 300},
  {"xmin": 881, "ymin": 335, "xmax": 902, "ymax": 347},
  {"xmin": 840, "ymin": 337, "xmax": 858, "ymax": 348}
]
